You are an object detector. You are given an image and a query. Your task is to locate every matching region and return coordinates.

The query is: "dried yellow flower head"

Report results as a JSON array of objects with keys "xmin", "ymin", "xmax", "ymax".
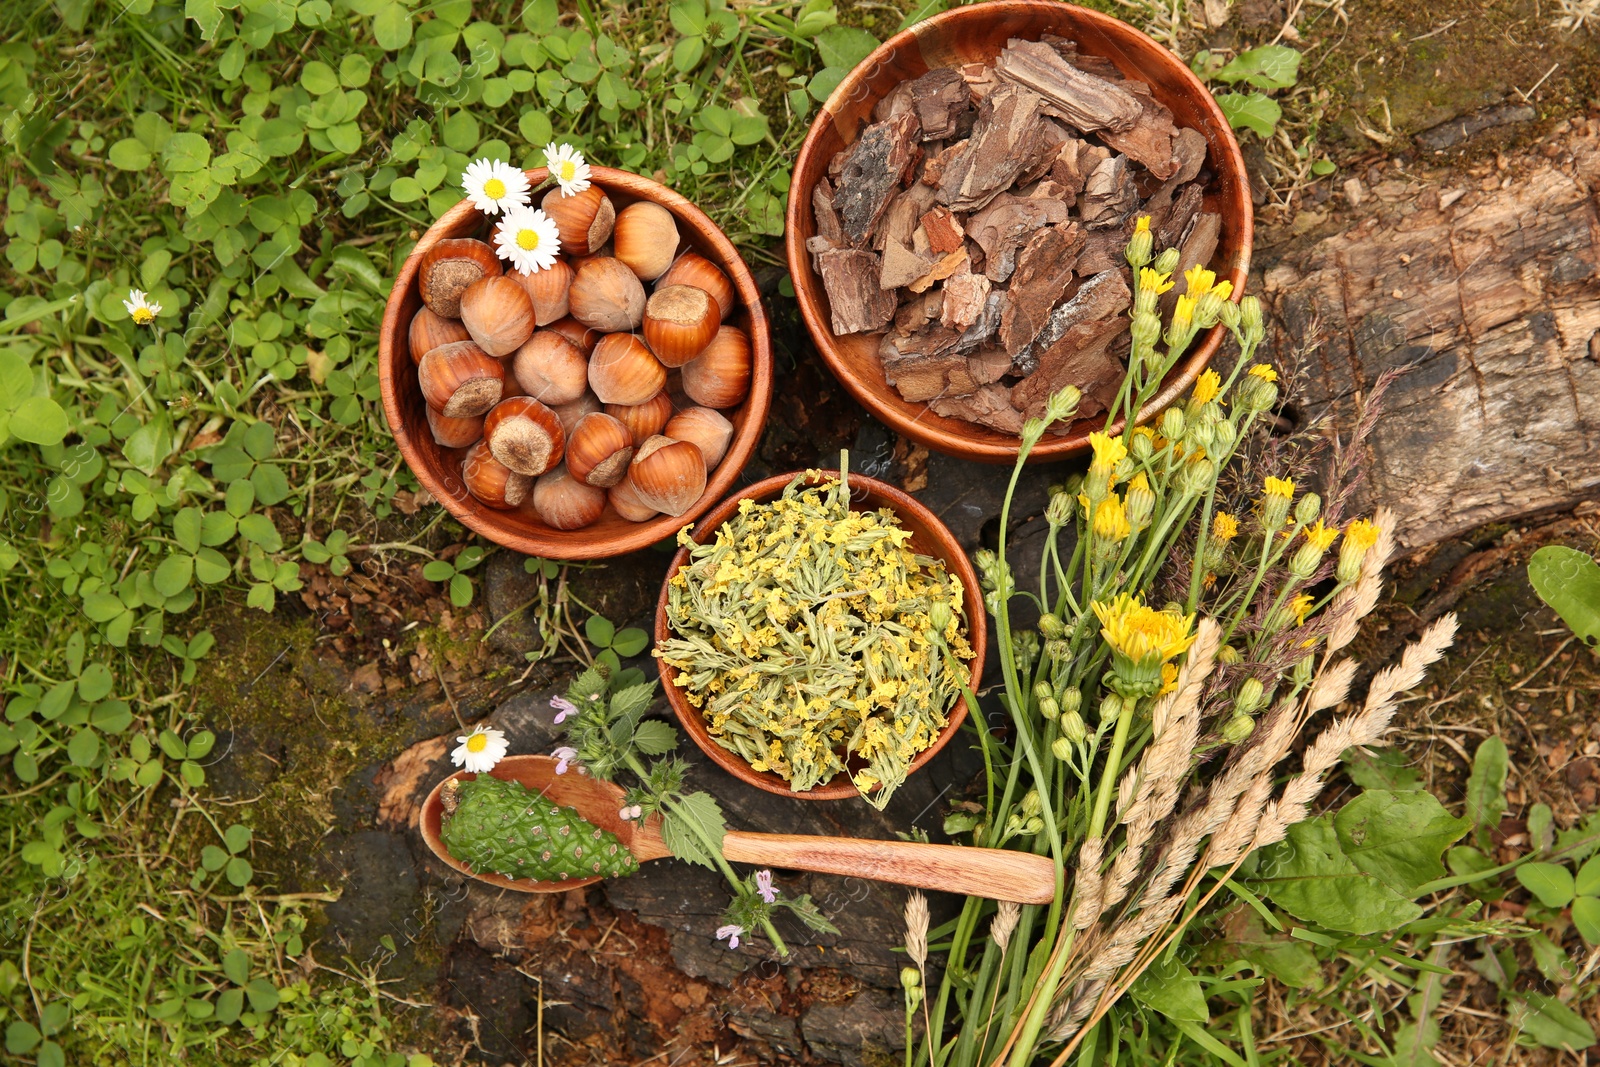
[
  {"xmin": 1093, "ymin": 495, "xmax": 1132, "ymax": 542},
  {"xmin": 1191, "ymin": 369, "xmax": 1221, "ymax": 406},
  {"xmin": 1212, "ymin": 510, "xmax": 1239, "ymax": 542}
]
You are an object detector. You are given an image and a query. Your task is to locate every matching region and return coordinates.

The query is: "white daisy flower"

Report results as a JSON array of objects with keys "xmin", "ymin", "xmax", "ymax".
[
  {"xmin": 543, "ymin": 142, "xmax": 592, "ymax": 197},
  {"xmin": 451, "ymin": 724, "xmax": 509, "ymax": 773},
  {"xmin": 461, "ymin": 158, "xmax": 531, "ymax": 216},
  {"xmin": 123, "ymin": 289, "xmax": 161, "ymax": 326},
  {"xmin": 494, "ymin": 206, "xmax": 562, "ymax": 274}
]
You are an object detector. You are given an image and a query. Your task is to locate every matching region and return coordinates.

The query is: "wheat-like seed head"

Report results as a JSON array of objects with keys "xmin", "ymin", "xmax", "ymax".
[
  {"xmin": 992, "ymin": 900, "xmax": 1021, "ymax": 951},
  {"xmin": 1072, "ymin": 836, "xmax": 1106, "ymax": 930},
  {"xmin": 1327, "ymin": 507, "xmax": 1395, "ymax": 652},
  {"xmin": 904, "ymin": 890, "xmax": 929, "ymax": 967},
  {"xmin": 1307, "ymin": 657, "xmax": 1358, "ymax": 713}
]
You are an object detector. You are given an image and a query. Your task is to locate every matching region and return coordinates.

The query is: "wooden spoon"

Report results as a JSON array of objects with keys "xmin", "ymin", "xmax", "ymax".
[{"xmin": 419, "ymin": 755, "xmax": 1057, "ymax": 904}]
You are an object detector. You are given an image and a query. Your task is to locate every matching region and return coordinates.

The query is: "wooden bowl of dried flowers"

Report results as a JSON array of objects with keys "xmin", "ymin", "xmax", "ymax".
[
  {"xmin": 379, "ymin": 163, "xmax": 773, "ymax": 560},
  {"xmin": 785, "ymin": 0, "xmax": 1253, "ymax": 464},
  {"xmin": 653, "ymin": 464, "xmax": 987, "ymax": 804}
]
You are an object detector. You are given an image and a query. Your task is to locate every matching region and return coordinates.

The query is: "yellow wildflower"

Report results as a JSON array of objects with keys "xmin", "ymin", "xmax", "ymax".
[
  {"xmin": 1138, "ymin": 267, "xmax": 1174, "ymax": 295},
  {"xmin": 1303, "ymin": 520, "xmax": 1338, "ymax": 552},
  {"xmin": 1345, "ymin": 518, "xmax": 1379, "ymax": 551},
  {"xmin": 1092, "ymin": 594, "xmax": 1197, "ymax": 697},
  {"xmin": 1159, "ymin": 662, "xmax": 1179, "ymax": 695},
  {"xmin": 1173, "ymin": 294, "xmax": 1197, "ymax": 332},
  {"xmin": 1290, "ymin": 593, "xmax": 1315, "ymax": 626},
  {"xmin": 1191, "ymin": 369, "xmax": 1221, "ymax": 406},
  {"xmin": 1134, "ymin": 215, "xmax": 1150, "ymax": 234},
  {"xmin": 1088, "ymin": 431, "xmax": 1128, "ymax": 471},
  {"xmin": 1211, "ymin": 279, "xmax": 1234, "ymax": 303},
  {"xmin": 1337, "ymin": 517, "xmax": 1381, "ymax": 582},
  {"xmin": 1093, "ymin": 495, "xmax": 1132, "ymax": 542},
  {"xmin": 1212, "ymin": 511, "xmax": 1239, "ymax": 542},
  {"xmin": 1264, "ymin": 476, "xmax": 1295, "ymax": 501},
  {"xmin": 1183, "ymin": 264, "xmax": 1216, "ymax": 298},
  {"xmin": 1248, "ymin": 364, "xmax": 1279, "ymax": 383}
]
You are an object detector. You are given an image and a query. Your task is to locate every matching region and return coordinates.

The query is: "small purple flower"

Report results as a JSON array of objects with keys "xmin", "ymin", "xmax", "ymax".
[
  {"xmin": 755, "ymin": 870, "xmax": 778, "ymax": 904},
  {"xmin": 551, "ymin": 696, "xmax": 577, "ymax": 724},
  {"xmin": 552, "ymin": 746, "xmax": 579, "ymax": 774},
  {"xmin": 716, "ymin": 924, "xmax": 744, "ymax": 950}
]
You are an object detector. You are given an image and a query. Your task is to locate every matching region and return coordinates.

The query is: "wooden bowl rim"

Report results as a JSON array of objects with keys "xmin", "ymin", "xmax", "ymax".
[
  {"xmin": 379, "ymin": 166, "xmax": 773, "ymax": 558},
  {"xmin": 653, "ymin": 470, "xmax": 988, "ymax": 801},
  {"xmin": 783, "ymin": 0, "xmax": 1255, "ymax": 464},
  {"xmin": 418, "ymin": 754, "xmax": 633, "ymax": 894}
]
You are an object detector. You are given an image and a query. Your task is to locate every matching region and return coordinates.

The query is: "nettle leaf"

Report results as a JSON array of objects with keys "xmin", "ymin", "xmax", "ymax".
[
  {"xmin": 1516, "ymin": 862, "xmax": 1576, "ymax": 908},
  {"xmin": 1213, "ymin": 45, "xmax": 1300, "ymax": 90},
  {"xmin": 659, "ymin": 790, "xmax": 726, "ymax": 869},
  {"xmin": 1334, "ymin": 789, "xmax": 1469, "ymax": 895},
  {"xmin": 1251, "ymin": 815, "xmax": 1423, "ymax": 934},
  {"xmin": 1215, "ymin": 92, "xmax": 1281, "ymax": 139},
  {"xmin": 632, "ymin": 721, "xmax": 677, "ymax": 756},
  {"xmin": 1528, "ymin": 546, "xmax": 1600, "ymax": 650}
]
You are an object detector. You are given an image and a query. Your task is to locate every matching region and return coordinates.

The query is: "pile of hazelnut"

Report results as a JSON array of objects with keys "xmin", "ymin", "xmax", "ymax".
[{"xmin": 408, "ymin": 184, "xmax": 753, "ymax": 530}]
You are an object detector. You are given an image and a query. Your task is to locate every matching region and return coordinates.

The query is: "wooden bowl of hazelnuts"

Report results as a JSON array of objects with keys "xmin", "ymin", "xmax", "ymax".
[{"xmin": 378, "ymin": 166, "xmax": 773, "ymax": 559}]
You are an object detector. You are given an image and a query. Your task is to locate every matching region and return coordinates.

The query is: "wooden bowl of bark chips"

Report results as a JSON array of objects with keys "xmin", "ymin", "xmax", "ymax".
[{"xmin": 786, "ymin": 0, "xmax": 1253, "ymax": 463}]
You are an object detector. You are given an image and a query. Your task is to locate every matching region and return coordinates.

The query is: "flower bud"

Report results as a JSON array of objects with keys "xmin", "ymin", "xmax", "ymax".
[
  {"xmin": 1220, "ymin": 714, "xmax": 1255, "ymax": 744},
  {"xmin": 1022, "ymin": 817, "xmax": 1045, "ymax": 836},
  {"xmin": 1293, "ymin": 653, "xmax": 1315, "ymax": 686},
  {"xmin": 1195, "ymin": 288, "xmax": 1229, "ymax": 329},
  {"xmin": 929, "ymin": 601, "xmax": 953, "ymax": 636},
  {"xmin": 1211, "ymin": 419, "xmax": 1237, "ymax": 450},
  {"xmin": 1114, "ymin": 456, "xmax": 1137, "ymax": 482},
  {"xmin": 1160, "ymin": 407, "xmax": 1185, "ymax": 440},
  {"xmin": 1295, "ymin": 492, "xmax": 1322, "ymax": 526},
  {"xmin": 1184, "ymin": 420, "xmax": 1213, "ymax": 455},
  {"xmin": 1022, "ymin": 416, "xmax": 1047, "ymax": 445},
  {"xmin": 901, "ymin": 966, "xmax": 922, "ymax": 990},
  {"xmin": 1216, "ymin": 644, "xmax": 1242, "ymax": 665},
  {"xmin": 1219, "ymin": 299, "xmax": 1243, "ymax": 331},
  {"xmin": 1234, "ymin": 677, "xmax": 1266, "ymax": 716},
  {"xmin": 1046, "ymin": 385, "xmax": 1082, "ymax": 424},
  {"xmin": 1052, "ymin": 736, "xmax": 1075, "ymax": 760},
  {"xmin": 1063, "ymin": 472, "xmax": 1085, "ymax": 496},
  {"xmin": 1240, "ymin": 296, "xmax": 1264, "ymax": 343},
  {"xmin": 1039, "ymin": 696, "xmax": 1060, "ymax": 721},
  {"xmin": 1179, "ymin": 457, "xmax": 1216, "ymax": 496},
  {"xmin": 1131, "ymin": 309, "xmax": 1161, "ymax": 349},
  {"xmin": 1060, "ymin": 709, "xmax": 1087, "ymax": 744},
  {"xmin": 1289, "ymin": 541, "xmax": 1325, "ymax": 579},
  {"xmin": 1013, "ymin": 630, "xmax": 1040, "ymax": 674},
  {"xmin": 1046, "ymin": 491, "xmax": 1074, "ymax": 527},
  {"xmin": 1129, "ymin": 431, "xmax": 1153, "ymax": 460},
  {"xmin": 1021, "ymin": 789, "xmax": 1042, "ymax": 818},
  {"xmin": 1033, "ymin": 680, "xmax": 1053, "ymax": 705},
  {"xmin": 1046, "ymin": 638, "xmax": 1071, "ymax": 663},
  {"xmin": 1153, "ymin": 247, "xmax": 1181, "ymax": 274},
  {"xmin": 1059, "ymin": 687, "xmax": 1082, "ymax": 716},
  {"xmin": 1124, "ymin": 475, "xmax": 1155, "ymax": 530},
  {"xmin": 1099, "ymin": 692, "xmax": 1123, "ymax": 723},
  {"xmin": 1039, "ymin": 613, "xmax": 1066, "ymax": 640},
  {"xmin": 1125, "ymin": 223, "xmax": 1153, "ymax": 269}
]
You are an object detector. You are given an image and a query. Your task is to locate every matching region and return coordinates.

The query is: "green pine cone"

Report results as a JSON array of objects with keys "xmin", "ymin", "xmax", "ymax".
[{"xmin": 439, "ymin": 776, "xmax": 638, "ymax": 882}]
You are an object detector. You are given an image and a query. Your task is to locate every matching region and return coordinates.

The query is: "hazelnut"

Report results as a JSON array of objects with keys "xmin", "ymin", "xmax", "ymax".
[
  {"xmin": 417, "ymin": 340, "xmax": 505, "ymax": 417},
  {"xmin": 511, "ymin": 258, "xmax": 573, "ymax": 326},
  {"xmin": 545, "ymin": 315, "xmax": 600, "ymax": 356},
  {"xmin": 588, "ymin": 333, "xmax": 666, "ymax": 406},
  {"xmin": 482, "ymin": 396, "xmax": 565, "ymax": 477},
  {"xmin": 553, "ymin": 393, "xmax": 602, "ymax": 435},
  {"xmin": 531, "ymin": 466, "xmax": 607, "ymax": 530},
  {"xmin": 426, "ymin": 406, "xmax": 485, "ymax": 450},
  {"xmin": 680, "ymin": 325, "xmax": 752, "ymax": 409},
  {"xmin": 568, "ymin": 256, "xmax": 647, "ymax": 333},
  {"xmin": 409, "ymin": 307, "xmax": 472, "ymax": 365},
  {"xmin": 657, "ymin": 251, "xmax": 736, "ymax": 321},
  {"xmin": 612, "ymin": 201, "xmax": 680, "ymax": 281},
  {"xmin": 628, "ymin": 435, "xmax": 706, "ymax": 518},
  {"xmin": 664, "ymin": 406, "xmax": 734, "ymax": 470},
  {"xmin": 463, "ymin": 440, "xmax": 532, "ymax": 509},
  {"xmin": 511, "ymin": 331, "xmax": 588, "ymax": 406},
  {"xmin": 605, "ymin": 391, "xmax": 675, "ymax": 442},
  {"xmin": 459, "ymin": 274, "xmax": 536, "ymax": 357},
  {"xmin": 541, "ymin": 185, "xmax": 616, "ymax": 256},
  {"xmin": 608, "ymin": 473, "xmax": 659, "ymax": 523},
  {"xmin": 566, "ymin": 412, "xmax": 635, "ymax": 488},
  {"xmin": 418, "ymin": 238, "xmax": 500, "ymax": 318},
  {"xmin": 643, "ymin": 285, "xmax": 719, "ymax": 368}
]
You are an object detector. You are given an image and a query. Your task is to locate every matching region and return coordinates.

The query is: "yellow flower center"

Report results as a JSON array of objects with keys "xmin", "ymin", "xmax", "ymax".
[
  {"xmin": 559, "ymin": 160, "xmax": 576, "ymax": 181},
  {"xmin": 483, "ymin": 177, "xmax": 506, "ymax": 199},
  {"xmin": 131, "ymin": 307, "xmax": 155, "ymax": 324},
  {"xmin": 517, "ymin": 228, "xmax": 541, "ymax": 251},
  {"xmin": 466, "ymin": 734, "xmax": 488, "ymax": 752}
]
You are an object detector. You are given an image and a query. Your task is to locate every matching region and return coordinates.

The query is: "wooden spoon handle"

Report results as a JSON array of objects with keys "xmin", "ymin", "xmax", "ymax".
[{"xmin": 720, "ymin": 832, "xmax": 1058, "ymax": 904}]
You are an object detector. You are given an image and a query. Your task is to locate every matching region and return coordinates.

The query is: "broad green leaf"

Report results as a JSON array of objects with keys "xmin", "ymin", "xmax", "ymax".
[
  {"xmin": 1129, "ymin": 957, "xmax": 1208, "ymax": 1022},
  {"xmin": 158, "ymin": 729, "xmax": 188, "ymax": 761},
  {"xmin": 340, "ymin": 54, "xmax": 373, "ymax": 87},
  {"xmin": 1223, "ymin": 907, "xmax": 1321, "ymax": 989},
  {"xmin": 121, "ymin": 419, "xmax": 172, "ymax": 475},
  {"xmin": 373, "ymin": 2, "xmax": 412, "ymax": 50},
  {"xmin": 632, "ymin": 721, "xmax": 677, "ymax": 756},
  {"xmin": 215, "ymin": 988, "xmax": 244, "ymax": 1025},
  {"xmin": 1577, "ymin": 856, "xmax": 1600, "ymax": 897},
  {"xmin": 1514, "ymin": 993, "xmax": 1596, "ymax": 1050},
  {"xmin": 66, "ymin": 728, "xmax": 99, "ymax": 767},
  {"xmin": 153, "ymin": 554, "xmax": 194, "ymax": 598},
  {"xmin": 1529, "ymin": 802, "xmax": 1555, "ymax": 852},
  {"xmin": 226, "ymin": 856, "xmax": 253, "ymax": 887},
  {"xmin": 1214, "ymin": 44, "xmax": 1301, "ymax": 90},
  {"xmin": 200, "ymin": 844, "xmax": 229, "ymax": 871},
  {"xmin": 187, "ymin": 730, "xmax": 216, "ymax": 760},
  {"xmin": 1334, "ymin": 789, "xmax": 1468, "ymax": 895},
  {"xmin": 108, "ymin": 138, "xmax": 153, "ymax": 170},
  {"xmin": 162, "ymin": 132, "xmax": 212, "ymax": 174},
  {"xmin": 1529, "ymin": 546, "xmax": 1600, "ymax": 650},
  {"xmin": 1572, "ymin": 896, "xmax": 1600, "ymax": 945},
  {"xmin": 243, "ymin": 978, "xmax": 278, "ymax": 1013},
  {"xmin": 224, "ymin": 823, "xmax": 252, "ymax": 853},
  {"xmin": 194, "ymin": 548, "xmax": 231, "ymax": 584},
  {"xmin": 815, "ymin": 25, "xmax": 878, "ymax": 71},
  {"xmin": 1216, "ymin": 92, "xmax": 1281, "ymax": 139},
  {"xmin": 237, "ymin": 513, "xmax": 282, "ymax": 552},
  {"xmin": 449, "ymin": 573, "xmax": 473, "ymax": 607},
  {"xmin": 77, "ymin": 662, "xmax": 113, "ymax": 702},
  {"xmin": 223, "ymin": 948, "xmax": 250, "ymax": 985},
  {"xmin": 90, "ymin": 700, "xmax": 133, "ymax": 733},
  {"xmin": 300, "ymin": 60, "xmax": 339, "ymax": 95},
  {"xmin": 807, "ymin": 66, "xmax": 847, "ymax": 104},
  {"xmin": 585, "ymin": 615, "xmax": 616, "ymax": 647},
  {"xmin": 1465, "ymin": 736, "xmax": 1508, "ymax": 839},
  {"xmin": 1342, "ymin": 746, "xmax": 1422, "ymax": 792},
  {"xmin": 1517, "ymin": 862, "xmax": 1576, "ymax": 908},
  {"xmin": 1251, "ymin": 816, "xmax": 1423, "ymax": 933},
  {"xmin": 5, "ymin": 1021, "xmax": 40, "ymax": 1054},
  {"xmin": 658, "ymin": 790, "xmax": 726, "ymax": 869},
  {"xmin": 422, "ymin": 560, "xmax": 454, "ymax": 582},
  {"xmin": 173, "ymin": 507, "xmax": 203, "ymax": 554},
  {"xmin": 8, "ymin": 397, "xmax": 69, "ymax": 445},
  {"xmin": 612, "ymin": 627, "xmax": 649, "ymax": 657},
  {"xmin": 1529, "ymin": 931, "xmax": 1576, "ymax": 983}
]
